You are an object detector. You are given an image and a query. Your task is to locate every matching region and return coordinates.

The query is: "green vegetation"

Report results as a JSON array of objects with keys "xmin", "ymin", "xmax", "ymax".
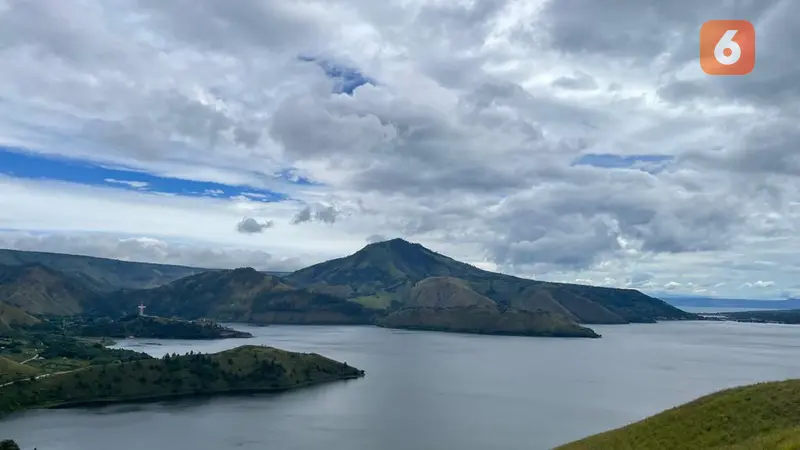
[
  {"xmin": 377, "ymin": 305, "xmax": 600, "ymax": 338},
  {"xmin": 87, "ymin": 268, "xmax": 374, "ymax": 325},
  {"xmin": 350, "ymin": 293, "xmax": 395, "ymax": 310},
  {"xmin": 408, "ymin": 276, "xmax": 495, "ymax": 308},
  {"xmin": 0, "ymin": 264, "xmax": 94, "ymax": 319},
  {"xmin": 555, "ymin": 379, "xmax": 800, "ymax": 450},
  {"xmin": 0, "ymin": 303, "xmax": 39, "ymax": 337},
  {"xmin": 722, "ymin": 309, "xmax": 800, "ymax": 324},
  {"xmin": 0, "ymin": 357, "xmax": 39, "ymax": 384},
  {"xmin": 1, "ymin": 333, "xmax": 150, "ymax": 376},
  {"xmin": 0, "ymin": 345, "xmax": 364, "ymax": 416},
  {"xmin": 76, "ymin": 315, "xmax": 253, "ymax": 339},
  {"xmin": 0, "ymin": 440, "xmax": 20, "ymax": 450}
]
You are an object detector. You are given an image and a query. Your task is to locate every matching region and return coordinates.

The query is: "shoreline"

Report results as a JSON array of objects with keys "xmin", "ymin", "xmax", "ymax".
[{"xmin": 3, "ymin": 373, "xmax": 365, "ymax": 417}]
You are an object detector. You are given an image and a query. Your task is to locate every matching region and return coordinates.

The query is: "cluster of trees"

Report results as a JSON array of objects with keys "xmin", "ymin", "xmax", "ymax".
[
  {"xmin": 0, "ymin": 440, "xmax": 20, "ymax": 450},
  {"xmin": 77, "ymin": 315, "xmax": 250, "ymax": 339},
  {"xmin": 36, "ymin": 334, "xmax": 150, "ymax": 364}
]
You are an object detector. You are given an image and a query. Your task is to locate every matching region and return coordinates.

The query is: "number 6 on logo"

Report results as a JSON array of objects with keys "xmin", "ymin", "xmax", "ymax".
[{"xmin": 700, "ymin": 20, "xmax": 755, "ymax": 75}]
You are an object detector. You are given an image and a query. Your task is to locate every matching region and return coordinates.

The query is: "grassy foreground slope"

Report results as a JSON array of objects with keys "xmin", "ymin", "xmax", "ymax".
[
  {"xmin": 555, "ymin": 379, "xmax": 800, "ymax": 450},
  {"xmin": 0, "ymin": 345, "xmax": 364, "ymax": 415}
]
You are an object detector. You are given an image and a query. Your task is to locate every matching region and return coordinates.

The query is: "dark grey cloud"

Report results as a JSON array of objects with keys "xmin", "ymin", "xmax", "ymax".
[
  {"xmin": 291, "ymin": 206, "xmax": 313, "ymax": 224},
  {"xmin": 533, "ymin": 0, "xmax": 776, "ymax": 66},
  {"xmin": 315, "ymin": 205, "xmax": 338, "ymax": 224},
  {"xmin": 133, "ymin": 0, "xmax": 330, "ymax": 53},
  {"xmin": 551, "ymin": 72, "xmax": 598, "ymax": 90},
  {"xmin": 291, "ymin": 204, "xmax": 339, "ymax": 225},
  {"xmin": 366, "ymin": 234, "xmax": 387, "ymax": 243},
  {"xmin": 236, "ymin": 217, "xmax": 274, "ymax": 234}
]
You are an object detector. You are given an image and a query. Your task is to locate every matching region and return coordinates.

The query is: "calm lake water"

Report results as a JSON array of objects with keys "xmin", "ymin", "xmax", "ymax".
[{"xmin": 4, "ymin": 321, "xmax": 800, "ymax": 450}]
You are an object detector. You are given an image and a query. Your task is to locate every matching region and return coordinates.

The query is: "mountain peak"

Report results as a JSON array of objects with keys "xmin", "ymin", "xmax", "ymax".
[
  {"xmin": 285, "ymin": 237, "xmax": 486, "ymax": 298},
  {"xmin": 366, "ymin": 237, "xmax": 419, "ymax": 249}
]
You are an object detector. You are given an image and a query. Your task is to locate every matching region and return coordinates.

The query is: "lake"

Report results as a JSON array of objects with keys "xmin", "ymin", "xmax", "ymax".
[{"xmin": 3, "ymin": 321, "xmax": 800, "ymax": 450}]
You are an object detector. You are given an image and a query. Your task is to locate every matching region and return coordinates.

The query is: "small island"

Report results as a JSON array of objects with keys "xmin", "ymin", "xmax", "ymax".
[
  {"xmin": 0, "ymin": 345, "xmax": 364, "ymax": 416},
  {"xmin": 377, "ymin": 305, "xmax": 600, "ymax": 338},
  {"xmin": 77, "ymin": 314, "xmax": 253, "ymax": 340}
]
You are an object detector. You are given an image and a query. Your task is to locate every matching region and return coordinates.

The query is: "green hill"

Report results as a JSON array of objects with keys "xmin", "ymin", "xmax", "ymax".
[
  {"xmin": 556, "ymin": 379, "xmax": 800, "ymax": 450},
  {"xmin": 0, "ymin": 345, "xmax": 364, "ymax": 415},
  {"xmin": 285, "ymin": 238, "xmax": 691, "ymax": 324},
  {"xmin": 0, "ymin": 357, "xmax": 39, "ymax": 384},
  {"xmin": 0, "ymin": 249, "xmax": 206, "ymax": 291},
  {"xmin": 0, "ymin": 264, "xmax": 95, "ymax": 316},
  {"xmin": 408, "ymin": 277, "xmax": 496, "ymax": 308},
  {"xmin": 378, "ymin": 304, "xmax": 600, "ymax": 338},
  {"xmin": 88, "ymin": 267, "xmax": 374, "ymax": 325},
  {"xmin": 0, "ymin": 303, "xmax": 39, "ymax": 336}
]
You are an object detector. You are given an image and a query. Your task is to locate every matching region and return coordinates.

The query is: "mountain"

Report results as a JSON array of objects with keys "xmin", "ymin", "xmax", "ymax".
[
  {"xmin": 0, "ymin": 264, "xmax": 96, "ymax": 317},
  {"xmin": 88, "ymin": 267, "xmax": 374, "ymax": 325},
  {"xmin": 285, "ymin": 238, "xmax": 692, "ymax": 324},
  {"xmin": 380, "ymin": 276, "xmax": 599, "ymax": 337},
  {"xmin": 0, "ymin": 248, "xmax": 207, "ymax": 291},
  {"xmin": 660, "ymin": 294, "xmax": 800, "ymax": 311},
  {"xmin": 378, "ymin": 305, "xmax": 600, "ymax": 338},
  {"xmin": 556, "ymin": 379, "xmax": 800, "ymax": 450}
]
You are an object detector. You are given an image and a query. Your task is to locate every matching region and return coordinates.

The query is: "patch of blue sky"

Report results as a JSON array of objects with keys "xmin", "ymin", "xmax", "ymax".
[
  {"xmin": 275, "ymin": 168, "xmax": 322, "ymax": 186},
  {"xmin": 572, "ymin": 153, "xmax": 674, "ymax": 174},
  {"xmin": 298, "ymin": 55, "xmax": 375, "ymax": 95},
  {"xmin": 0, "ymin": 146, "xmax": 290, "ymax": 202}
]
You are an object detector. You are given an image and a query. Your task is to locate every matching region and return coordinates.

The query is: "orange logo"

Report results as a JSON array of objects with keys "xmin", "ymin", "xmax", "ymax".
[{"xmin": 700, "ymin": 20, "xmax": 755, "ymax": 75}]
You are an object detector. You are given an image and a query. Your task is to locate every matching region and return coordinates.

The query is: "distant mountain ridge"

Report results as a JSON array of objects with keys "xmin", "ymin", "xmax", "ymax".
[
  {"xmin": 660, "ymin": 295, "xmax": 800, "ymax": 310},
  {"xmin": 0, "ymin": 248, "xmax": 207, "ymax": 291},
  {"xmin": 0, "ymin": 238, "xmax": 693, "ymax": 338}
]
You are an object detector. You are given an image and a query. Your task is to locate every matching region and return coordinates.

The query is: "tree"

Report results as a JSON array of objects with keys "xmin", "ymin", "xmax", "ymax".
[{"xmin": 0, "ymin": 440, "xmax": 20, "ymax": 450}]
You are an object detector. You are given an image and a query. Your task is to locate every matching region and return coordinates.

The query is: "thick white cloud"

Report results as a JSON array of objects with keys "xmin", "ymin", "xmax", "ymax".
[{"xmin": 0, "ymin": 0, "xmax": 799, "ymax": 299}]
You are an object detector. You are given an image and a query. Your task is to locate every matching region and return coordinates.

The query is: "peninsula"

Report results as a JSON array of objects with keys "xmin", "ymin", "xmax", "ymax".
[
  {"xmin": 0, "ymin": 345, "xmax": 364, "ymax": 416},
  {"xmin": 76, "ymin": 315, "xmax": 253, "ymax": 339}
]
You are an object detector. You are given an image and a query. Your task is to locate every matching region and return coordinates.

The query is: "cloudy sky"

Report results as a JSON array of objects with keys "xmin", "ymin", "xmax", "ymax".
[{"xmin": 0, "ymin": 0, "xmax": 798, "ymax": 299}]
